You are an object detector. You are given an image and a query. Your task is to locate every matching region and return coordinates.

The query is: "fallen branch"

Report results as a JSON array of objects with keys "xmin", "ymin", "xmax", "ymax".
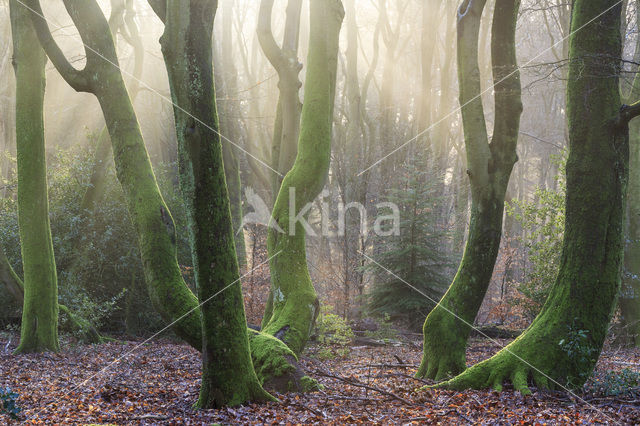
[
  {"xmin": 294, "ymin": 401, "xmax": 325, "ymax": 418},
  {"xmin": 312, "ymin": 369, "xmax": 414, "ymax": 406}
]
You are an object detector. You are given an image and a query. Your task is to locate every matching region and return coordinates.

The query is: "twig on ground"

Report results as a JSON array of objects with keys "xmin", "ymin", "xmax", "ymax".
[{"xmin": 312, "ymin": 369, "xmax": 414, "ymax": 406}]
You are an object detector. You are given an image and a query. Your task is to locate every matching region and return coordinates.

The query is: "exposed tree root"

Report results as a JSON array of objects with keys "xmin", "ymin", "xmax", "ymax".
[{"xmin": 249, "ymin": 330, "xmax": 320, "ymax": 393}]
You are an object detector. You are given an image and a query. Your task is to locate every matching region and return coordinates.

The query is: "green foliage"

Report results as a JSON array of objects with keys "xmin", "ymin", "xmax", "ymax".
[
  {"xmin": 315, "ymin": 306, "xmax": 354, "ymax": 346},
  {"xmin": 506, "ymin": 152, "xmax": 566, "ymax": 320},
  {"xmin": 0, "ymin": 387, "xmax": 20, "ymax": 420},
  {"xmin": 0, "ymin": 138, "xmax": 193, "ymax": 335},
  {"xmin": 314, "ymin": 346, "xmax": 351, "ymax": 361},
  {"xmin": 587, "ymin": 368, "xmax": 640, "ymax": 396},
  {"xmin": 367, "ymin": 153, "xmax": 452, "ymax": 329},
  {"xmin": 59, "ymin": 285, "xmax": 124, "ymax": 333},
  {"xmin": 558, "ymin": 321, "xmax": 597, "ymax": 388}
]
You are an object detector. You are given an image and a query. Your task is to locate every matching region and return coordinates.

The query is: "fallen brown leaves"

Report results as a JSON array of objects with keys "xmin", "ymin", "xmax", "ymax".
[{"xmin": 0, "ymin": 333, "xmax": 638, "ymax": 425}]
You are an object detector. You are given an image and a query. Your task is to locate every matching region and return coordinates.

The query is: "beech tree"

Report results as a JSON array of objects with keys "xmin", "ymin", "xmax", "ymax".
[
  {"xmin": 438, "ymin": 0, "xmax": 638, "ymax": 392},
  {"xmin": 260, "ymin": 0, "xmax": 345, "ymax": 356},
  {"xmin": 9, "ymin": 0, "xmax": 60, "ymax": 354},
  {"xmin": 417, "ymin": 0, "xmax": 522, "ymax": 380},
  {"xmin": 150, "ymin": 0, "xmax": 273, "ymax": 407}
]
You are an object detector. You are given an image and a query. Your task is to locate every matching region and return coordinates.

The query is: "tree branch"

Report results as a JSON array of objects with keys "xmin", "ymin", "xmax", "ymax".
[
  {"xmin": 618, "ymin": 101, "xmax": 640, "ymax": 127},
  {"xmin": 257, "ymin": 0, "xmax": 288, "ymax": 72},
  {"xmin": 24, "ymin": 0, "xmax": 89, "ymax": 91},
  {"xmin": 456, "ymin": 0, "xmax": 491, "ymax": 179}
]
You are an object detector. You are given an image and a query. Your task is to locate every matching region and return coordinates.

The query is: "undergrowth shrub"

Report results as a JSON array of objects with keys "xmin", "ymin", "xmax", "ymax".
[
  {"xmin": 312, "ymin": 306, "xmax": 354, "ymax": 360},
  {"xmin": 0, "ymin": 138, "xmax": 192, "ymax": 336},
  {"xmin": 0, "ymin": 387, "xmax": 20, "ymax": 420},
  {"xmin": 586, "ymin": 368, "xmax": 640, "ymax": 396},
  {"xmin": 506, "ymin": 152, "xmax": 566, "ymax": 321}
]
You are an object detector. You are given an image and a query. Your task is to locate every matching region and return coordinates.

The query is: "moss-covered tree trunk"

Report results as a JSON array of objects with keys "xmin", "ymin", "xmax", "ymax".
[
  {"xmin": 1, "ymin": 244, "xmax": 100, "ymax": 343},
  {"xmin": 417, "ymin": 0, "xmax": 522, "ymax": 380},
  {"xmin": 261, "ymin": 0, "xmax": 344, "ymax": 355},
  {"xmin": 9, "ymin": 0, "xmax": 60, "ymax": 354},
  {"xmin": 79, "ymin": 0, "xmax": 144, "ymax": 215},
  {"xmin": 158, "ymin": 0, "xmax": 273, "ymax": 407},
  {"xmin": 438, "ymin": 0, "xmax": 635, "ymax": 393}
]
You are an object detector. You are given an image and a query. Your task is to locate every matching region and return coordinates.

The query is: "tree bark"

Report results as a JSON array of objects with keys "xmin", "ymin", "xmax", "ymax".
[
  {"xmin": 10, "ymin": 0, "xmax": 60, "ymax": 354},
  {"xmin": 438, "ymin": 0, "xmax": 630, "ymax": 393},
  {"xmin": 257, "ymin": 0, "xmax": 304, "ymax": 198},
  {"xmin": 261, "ymin": 0, "xmax": 345, "ymax": 355},
  {"xmin": 158, "ymin": 0, "xmax": 273, "ymax": 407},
  {"xmin": 417, "ymin": 0, "xmax": 522, "ymax": 380}
]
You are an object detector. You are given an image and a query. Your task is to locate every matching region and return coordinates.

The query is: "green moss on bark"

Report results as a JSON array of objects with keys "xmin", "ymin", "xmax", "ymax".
[
  {"xmin": 262, "ymin": 0, "xmax": 345, "ymax": 356},
  {"xmin": 418, "ymin": 0, "xmax": 522, "ymax": 380},
  {"xmin": 432, "ymin": 0, "xmax": 628, "ymax": 393},
  {"xmin": 10, "ymin": 0, "xmax": 60, "ymax": 354},
  {"xmin": 160, "ymin": 0, "xmax": 273, "ymax": 408}
]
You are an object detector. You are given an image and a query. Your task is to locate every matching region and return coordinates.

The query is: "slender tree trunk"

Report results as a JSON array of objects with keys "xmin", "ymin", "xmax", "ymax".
[
  {"xmin": 217, "ymin": 0, "xmax": 246, "ymax": 268},
  {"xmin": 439, "ymin": 0, "xmax": 633, "ymax": 393},
  {"xmin": 257, "ymin": 0, "xmax": 303, "ymax": 197},
  {"xmin": 10, "ymin": 0, "xmax": 60, "ymax": 354},
  {"xmin": 159, "ymin": 0, "xmax": 273, "ymax": 407},
  {"xmin": 261, "ymin": 0, "xmax": 345, "ymax": 355},
  {"xmin": 417, "ymin": 0, "xmax": 522, "ymax": 380}
]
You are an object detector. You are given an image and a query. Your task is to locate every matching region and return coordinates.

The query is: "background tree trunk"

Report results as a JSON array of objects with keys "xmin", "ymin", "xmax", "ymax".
[{"xmin": 417, "ymin": 0, "xmax": 522, "ymax": 380}]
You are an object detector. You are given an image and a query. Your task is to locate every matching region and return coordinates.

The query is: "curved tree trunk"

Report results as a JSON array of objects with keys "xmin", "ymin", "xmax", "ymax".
[
  {"xmin": 417, "ymin": 0, "xmax": 522, "ymax": 380},
  {"xmin": 159, "ymin": 0, "xmax": 273, "ymax": 407},
  {"xmin": 257, "ymin": 0, "xmax": 303, "ymax": 197},
  {"xmin": 261, "ymin": 0, "xmax": 345, "ymax": 355},
  {"xmin": 10, "ymin": 0, "xmax": 60, "ymax": 354},
  {"xmin": 438, "ymin": 0, "xmax": 633, "ymax": 393},
  {"xmin": 79, "ymin": 0, "xmax": 145, "ymax": 215}
]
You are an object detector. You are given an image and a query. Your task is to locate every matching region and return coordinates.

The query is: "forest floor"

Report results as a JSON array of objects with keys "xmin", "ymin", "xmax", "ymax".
[{"xmin": 0, "ymin": 331, "xmax": 639, "ymax": 425}]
